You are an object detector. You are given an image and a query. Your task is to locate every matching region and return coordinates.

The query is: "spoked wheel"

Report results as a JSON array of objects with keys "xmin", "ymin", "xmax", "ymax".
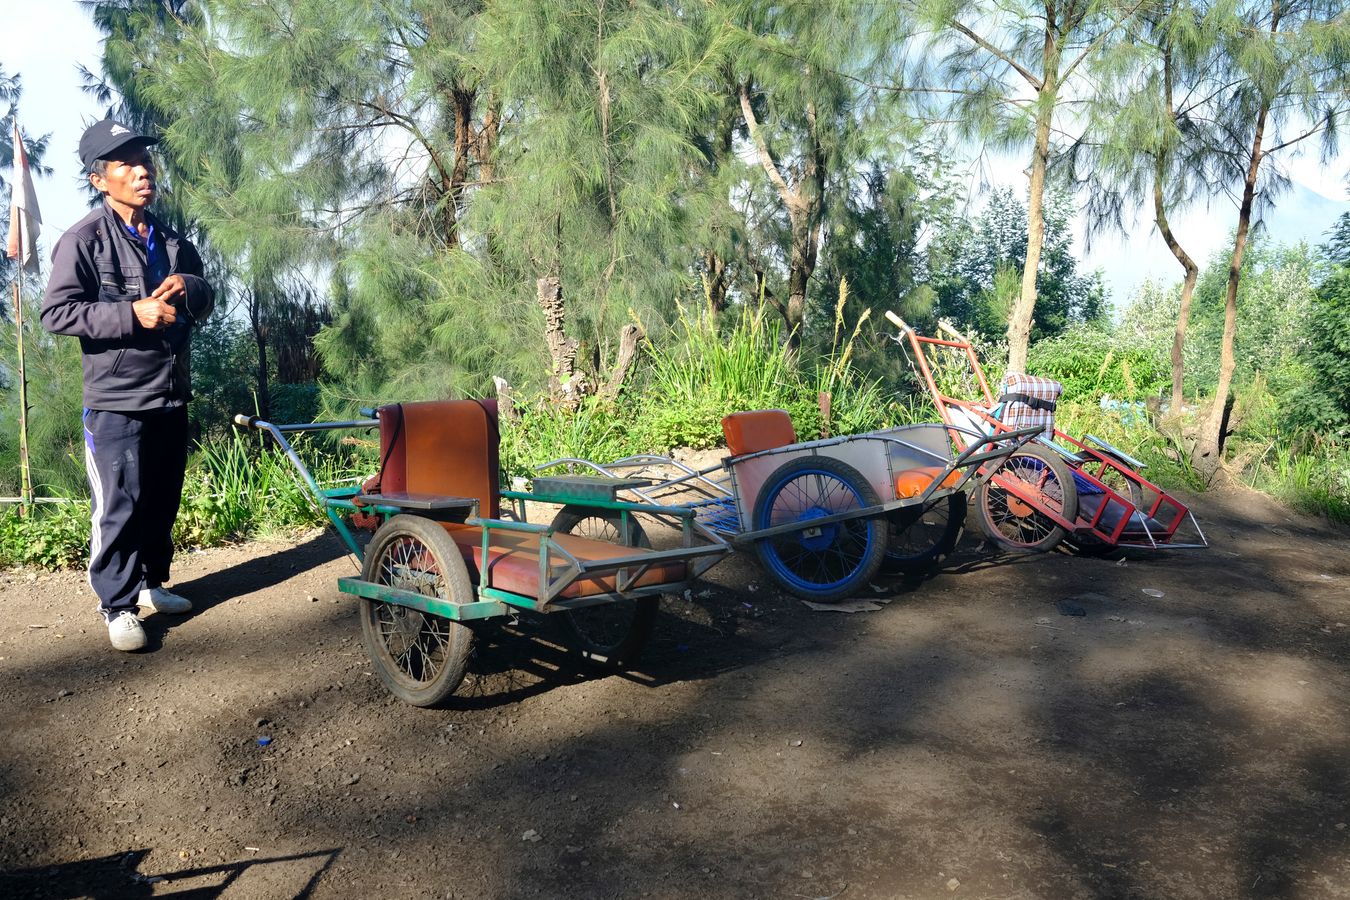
[
  {"xmin": 882, "ymin": 492, "xmax": 967, "ymax": 575},
  {"xmin": 360, "ymin": 515, "xmax": 475, "ymax": 707},
  {"xmin": 751, "ymin": 456, "xmax": 887, "ymax": 602},
  {"xmin": 550, "ymin": 505, "xmax": 658, "ymax": 670},
  {"xmin": 976, "ymin": 443, "xmax": 1079, "ymax": 553}
]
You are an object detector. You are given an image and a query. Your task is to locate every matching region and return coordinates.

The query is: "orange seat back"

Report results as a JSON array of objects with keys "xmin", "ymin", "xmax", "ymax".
[
  {"xmin": 374, "ymin": 400, "xmax": 501, "ymax": 518},
  {"xmin": 721, "ymin": 410, "xmax": 797, "ymax": 458}
]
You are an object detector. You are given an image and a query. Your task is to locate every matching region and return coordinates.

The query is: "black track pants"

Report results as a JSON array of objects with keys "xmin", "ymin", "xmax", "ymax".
[{"xmin": 83, "ymin": 406, "xmax": 189, "ymax": 618}]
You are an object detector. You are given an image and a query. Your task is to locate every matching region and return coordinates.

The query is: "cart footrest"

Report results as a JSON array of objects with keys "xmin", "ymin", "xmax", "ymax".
[{"xmin": 440, "ymin": 523, "xmax": 688, "ymax": 600}]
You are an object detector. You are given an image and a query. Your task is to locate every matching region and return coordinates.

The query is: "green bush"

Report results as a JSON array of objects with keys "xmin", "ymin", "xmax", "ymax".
[
  {"xmin": 0, "ymin": 502, "xmax": 91, "ymax": 569},
  {"xmin": 1028, "ymin": 323, "xmax": 1169, "ymax": 401}
]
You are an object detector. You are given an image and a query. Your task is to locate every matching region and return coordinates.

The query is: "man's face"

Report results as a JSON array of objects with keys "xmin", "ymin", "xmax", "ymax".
[{"xmin": 90, "ymin": 144, "xmax": 156, "ymax": 210}]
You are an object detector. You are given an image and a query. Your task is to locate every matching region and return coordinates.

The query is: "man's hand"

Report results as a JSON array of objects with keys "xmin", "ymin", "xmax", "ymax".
[
  {"xmin": 132, "ymin": 297, "xmax": 177, "ymax": 330},
  {"xmin": 134, "ymin": 275, "xmax": 189, "ymax": 330},
  {"xmin": 149, "ymin": 274, "xmax": 187, "ymax": 306}
]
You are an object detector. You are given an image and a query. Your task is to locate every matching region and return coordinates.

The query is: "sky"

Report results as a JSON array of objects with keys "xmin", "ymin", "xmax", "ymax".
[{"xmin": 4, "ymin": 0, "xmax": 1349, "ymax": 305}]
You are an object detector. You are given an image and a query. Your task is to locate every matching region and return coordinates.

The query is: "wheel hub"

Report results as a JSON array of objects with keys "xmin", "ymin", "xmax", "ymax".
[{"xmin": 795, "ymin": 506, "xmax": 838, "ymax": 551}]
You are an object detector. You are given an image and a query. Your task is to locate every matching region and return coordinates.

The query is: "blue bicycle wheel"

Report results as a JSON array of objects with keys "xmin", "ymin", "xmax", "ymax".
[{"xmin": 751, "ymin": 456, "xmax": 887, "ymax": 602}]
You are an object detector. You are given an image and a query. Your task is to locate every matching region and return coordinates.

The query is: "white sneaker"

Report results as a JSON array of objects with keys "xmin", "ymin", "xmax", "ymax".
[
  {"xmin": 106, "ymin": 610, "xmax": 147, "ymax": 652},
  {"xmin": 137, "ymin": 586, "xmax": 193, "ymax": 615}
]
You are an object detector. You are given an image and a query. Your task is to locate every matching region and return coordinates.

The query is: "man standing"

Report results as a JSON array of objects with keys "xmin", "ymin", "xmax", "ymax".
[{"xmin": 41, "ymin": 120, "xmax": 214, "ymax": 652}]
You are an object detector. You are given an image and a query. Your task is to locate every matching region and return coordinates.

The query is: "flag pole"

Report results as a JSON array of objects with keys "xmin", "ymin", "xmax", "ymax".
[
  {"xmin": 15, "ymin": 256, "xmax": 33, "ymax": 513},
  {"xmin": 7, "ymin": 118, "xmax": 38, "ymax": 513}
]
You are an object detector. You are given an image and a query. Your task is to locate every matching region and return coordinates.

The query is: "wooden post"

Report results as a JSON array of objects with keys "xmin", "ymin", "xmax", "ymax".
[{"xmin": 13, "ymin": 273, "xmax": 33, "ymax": 513}]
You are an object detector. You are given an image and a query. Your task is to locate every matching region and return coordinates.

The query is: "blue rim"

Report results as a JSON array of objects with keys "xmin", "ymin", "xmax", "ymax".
[{"xmin": 755, "ymin": 465, "xmax": 880, "ymax": 595}]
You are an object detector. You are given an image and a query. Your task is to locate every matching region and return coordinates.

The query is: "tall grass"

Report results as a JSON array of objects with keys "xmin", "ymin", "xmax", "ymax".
[
  {"xmin": 0, "ymin": 431, "xmax": 368, "ymax": 570},
  {"xmin": 498, "ymin": 396, "xmax": 633, "ymax": 479},
  {"xmin": 1052, "ymin": 401, "xmax": 1204, "ymax": 492},
  {"xmin": 1245, "ymin": 434, "xmax": 1350, "ymax": 523}
]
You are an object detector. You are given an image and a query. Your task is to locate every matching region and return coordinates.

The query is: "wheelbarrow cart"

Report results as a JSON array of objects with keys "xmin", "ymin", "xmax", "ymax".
[
  {"xmin": 536, "ymin": 409, "xmax": 1045, "ymax": 602},
  {"xmin": 235, "ymin": 400, "xmax": 729, "ymax": 707},
  {"xmin": 885, "ymin": 312, "xmax": 1208, "ymax": 554}
]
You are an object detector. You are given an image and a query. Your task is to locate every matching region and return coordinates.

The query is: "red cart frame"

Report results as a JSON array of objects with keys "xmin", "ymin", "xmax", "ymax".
[{"xmin": 886, "ymin": 312, "xmax": 1207, "ymax": 553}]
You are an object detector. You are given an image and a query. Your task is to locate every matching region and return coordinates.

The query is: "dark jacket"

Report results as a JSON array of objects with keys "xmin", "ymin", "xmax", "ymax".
[{"xmin": 41, "ymin": 202, "xmax": 214, "ymax": 412}]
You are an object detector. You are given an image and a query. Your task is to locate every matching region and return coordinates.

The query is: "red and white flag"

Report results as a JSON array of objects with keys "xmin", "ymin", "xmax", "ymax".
[{"xmin": 6, "ymin": 120, "xmax": 43, "ymax": 273}]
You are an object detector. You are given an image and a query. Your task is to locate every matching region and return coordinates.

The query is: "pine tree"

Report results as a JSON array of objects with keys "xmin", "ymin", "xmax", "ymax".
[
  {"xmin": 909, "ymin": 0, "xmax": 1147, "ymax": 373},
  {"xmin": 1191, "ymin": 0, "xmax": 1350, "ymax": 481}
]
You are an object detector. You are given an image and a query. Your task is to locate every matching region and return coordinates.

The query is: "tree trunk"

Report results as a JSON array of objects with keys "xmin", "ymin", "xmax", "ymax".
[
  {"xmin": 738, "ymin": 80, "xmax": 821, "ymax": 345},
  {"xmin": 492, "ymin": 376, "xmax": 519, "ymax": 426},
  {"xmin": 1155, "ymin": 165, "xmax": 1199, "ymax": 416},
  {"xmin": 249, "ymin": 291, "xmax": 271, "ymax": 419},
  {"xmin": 1193, "ymin": 104, "xmax": 1268, "ymax": 481},
  {"xmin": 537, "ymin": 275, "xmax": 587, "ymax": 408},
  {"xmin": 703, "ymin": 250, "xmax": 729, "ymax": 313},
  {"xmin": 600, "ymin": 323, "xmax": 644, "ymax": 401},
  {"xmin": 1154, "ymin": 55, "xmax": 1200, "ymax": 417},
  {"xmin": 1006, "ymin": 25, "xmax": 1061, "ymax": 375},
  {"xmin": 445, "ymin": 86, "xmax": 477, "ymax": 249}
]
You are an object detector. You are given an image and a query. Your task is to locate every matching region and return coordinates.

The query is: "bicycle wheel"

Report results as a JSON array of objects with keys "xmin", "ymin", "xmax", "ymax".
[
  {"xmin": 751, "ymin": 456, "xmax": 887, "ymax": 602},
  {"xmin": 550, "ymin": 505, "xmax": 658, "ymax": 670},
  {"xmin": 360, "ymin": 515, "xmax": 475, "ymax": 707},
  {"xmin": 882, "ymin": 492, "xmax": 967, "ymax": 575},
  {"xmin": 976, "ymin": 443, "xmax": 1079, "ymax": 553}
]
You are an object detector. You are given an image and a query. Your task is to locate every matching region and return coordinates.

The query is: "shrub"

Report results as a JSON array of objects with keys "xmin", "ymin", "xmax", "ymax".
[{"xmin": 0, "ymin": 502, "xmax": 91, "ymax": 569}]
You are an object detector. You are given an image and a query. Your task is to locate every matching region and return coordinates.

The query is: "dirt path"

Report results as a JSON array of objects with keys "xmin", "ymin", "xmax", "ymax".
[{"xmin": 1, "ymin": 485, "xmax": 1349, "ymax": 899}]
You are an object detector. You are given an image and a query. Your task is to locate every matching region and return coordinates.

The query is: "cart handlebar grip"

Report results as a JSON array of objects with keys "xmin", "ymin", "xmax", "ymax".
[
  {"xmin": 884, "ymin": 310, "xmax": 910, "ymax": 332},
  {"xmin": 233, "ymin": 414, "xmax": 260, "ymax": 429},
  {"xmin": 937, "ymin": 319, "xmax": 968, "ymax": 342}
]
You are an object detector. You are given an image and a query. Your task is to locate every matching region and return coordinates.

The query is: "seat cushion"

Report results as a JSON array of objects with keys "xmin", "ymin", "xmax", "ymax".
[
  {"xmin": 441, "ymin": 524, "xmax": 687, "ymax": 600},
  {"xmin": 721, "ymin": 410, "xmax": 797, "ymax": 458},
  {"xmin": 894, "ymin": 466, "xmax": 962, "ymax": 499}
]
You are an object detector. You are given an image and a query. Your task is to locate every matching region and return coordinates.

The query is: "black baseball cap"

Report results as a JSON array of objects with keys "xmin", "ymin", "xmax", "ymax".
[{"xmin": 79, "ymin": 119, "xmax": 159, "ymax": 171}]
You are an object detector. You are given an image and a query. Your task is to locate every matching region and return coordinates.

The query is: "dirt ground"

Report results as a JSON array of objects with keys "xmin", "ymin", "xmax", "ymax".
[{"xmin": 1, "ymin": 480, "xmax": 1349, "ymax": 900}]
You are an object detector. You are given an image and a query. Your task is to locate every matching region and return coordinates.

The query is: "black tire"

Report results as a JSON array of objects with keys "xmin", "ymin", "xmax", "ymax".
[
  {"xmin": 360, "ymin": 515, "xmax": 475, "ymax": 707},
  {"xmin": 550, "ymin": 505, "xmax": 658, "ymax": 670},
  {"xmin": 751, "ymin": 455, "xmax": 888, "ymax": 602},
  {"xmin": 882, "ymin": 492, "xmax": 967, "ymax": 575},
  {"xmin": 976, "ymin": 443, "xmax": 1079, "ymax": 553}
]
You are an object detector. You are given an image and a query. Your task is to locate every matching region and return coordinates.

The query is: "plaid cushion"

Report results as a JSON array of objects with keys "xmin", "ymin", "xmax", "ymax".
[{"xmin": 998, "ymin": 373, "xmax": 1062, "ymax": 437}]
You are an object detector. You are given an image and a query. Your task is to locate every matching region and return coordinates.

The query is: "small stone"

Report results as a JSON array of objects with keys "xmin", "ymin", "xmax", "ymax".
[
  {"xmin": 947, "ymin": 877, "xmax": 960, "ymax": 891},
  {"xmin": 522, "ymin": 829, "xmax": 542, "ymax": 842},
  {"xmin": 345, "ymin": 774, "xmax": 361, "ymax": 785},
  {"xmin": 56, "ymin": 689, "xmax": 73, "ymax": 699}
]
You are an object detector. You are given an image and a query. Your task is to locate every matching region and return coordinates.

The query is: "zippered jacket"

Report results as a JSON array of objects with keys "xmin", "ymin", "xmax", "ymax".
[{"xmin": 41, "ymin": 202, "xmax": 214, "ymax": 412}]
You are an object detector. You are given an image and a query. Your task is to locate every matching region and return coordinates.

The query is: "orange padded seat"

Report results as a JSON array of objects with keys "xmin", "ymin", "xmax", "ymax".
[
  {"xmin": 441, "ymin": 524, "xmax": 687, "ymax": 599},
  {"xmin": 372, "ymin": 400, "xmax": 684, "ymax": 601},
  {"xmin": 894, "ymin": 466, "xmax": 962, "ymax": 499},
  {"xmin": 721, "ymin": 410, "xmax": 797, "ymax": 458}
]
